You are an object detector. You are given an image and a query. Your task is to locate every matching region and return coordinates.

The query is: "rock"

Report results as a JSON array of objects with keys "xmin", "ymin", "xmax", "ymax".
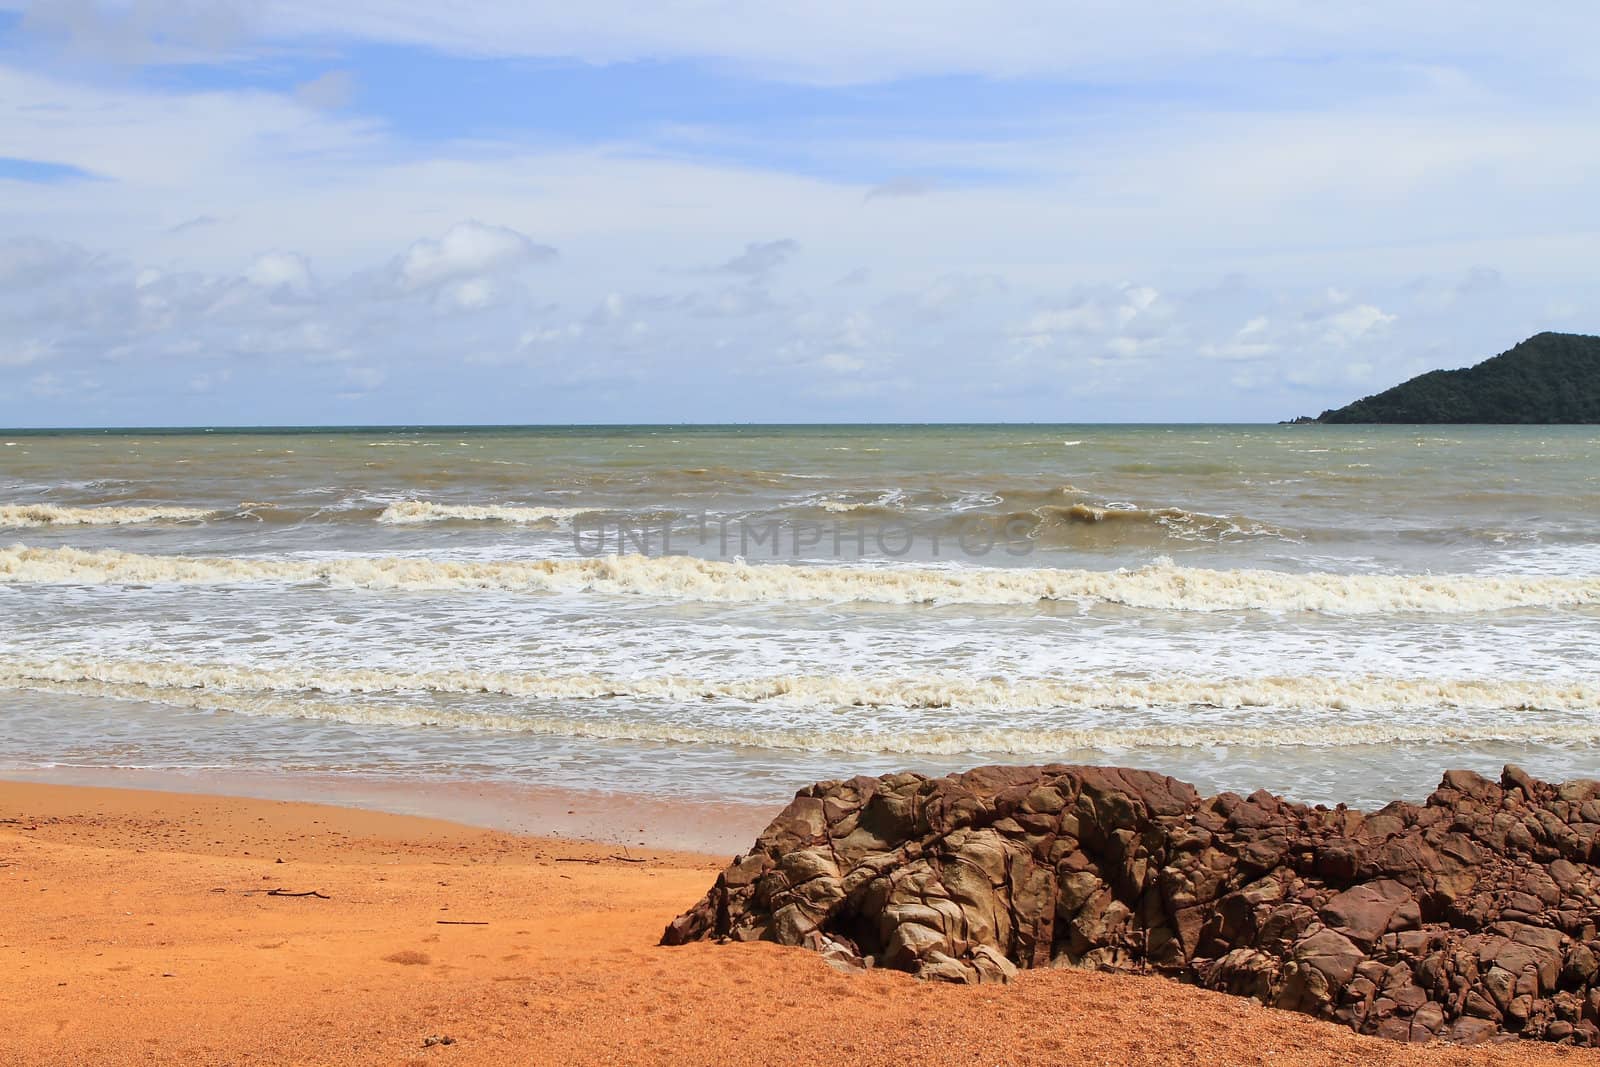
[
  {"xmin": 1294, "ymin": 928, "xmax": 1363, "ymax": 988},
  {"xmin": 664, "ymin": 764, "xmax": 1600, "ymax": 1045},
  {"xmin": 1320, "ymin": 880, "xmax": 1419, "ymax": 946}
]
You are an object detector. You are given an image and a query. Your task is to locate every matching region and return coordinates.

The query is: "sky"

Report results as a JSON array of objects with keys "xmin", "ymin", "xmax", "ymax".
[{"xmin": 1, "ymin": 2, "xmax": 1598, "ymax": 425}]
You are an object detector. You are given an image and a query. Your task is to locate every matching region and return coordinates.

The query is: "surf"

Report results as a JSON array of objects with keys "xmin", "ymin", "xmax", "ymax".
[
  {"xmin": 3, "ymin": 544, "xmax": 1598, "ymax": 614},
  {"xmin": 0, "ymin": 504, "xmax": 222, "ymax": 527},
  {"xmin": 2, "ymin": 655, "xmax": 1596, "ymax": 755}
]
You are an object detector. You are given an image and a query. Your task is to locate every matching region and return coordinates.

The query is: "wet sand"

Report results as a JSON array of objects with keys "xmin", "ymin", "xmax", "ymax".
[{"xmin": 0, "ymin": 779, "xmax": 1590, "ymax": 1066}]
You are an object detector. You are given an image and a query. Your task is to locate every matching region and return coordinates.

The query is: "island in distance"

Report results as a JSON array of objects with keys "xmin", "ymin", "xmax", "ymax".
[{"xmin": 1289, "ymin": 331, "xmax": 1600, "ymax": 423}]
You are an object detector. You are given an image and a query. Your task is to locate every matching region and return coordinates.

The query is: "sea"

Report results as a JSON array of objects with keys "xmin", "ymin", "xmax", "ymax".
[{"xmin": 1, "ymin": 424, "xmax": 1597, "ymax": 830}]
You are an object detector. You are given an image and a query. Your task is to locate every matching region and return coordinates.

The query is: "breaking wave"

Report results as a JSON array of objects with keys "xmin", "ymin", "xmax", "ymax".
[
  {"xmin": 1010, "ymin": 503, "xmax": 1291, "ymax": 545},
  {"xmin": 779, "ymin": 489, "xmax": 1293, "ymax": 546},
  {"xmin": 377, "ymin": 500, "xmax": 588, "ymax": 525},
  {"xmin": 3, "ymin": 545, "xmax": 1598, "ymax": 614},
  {"xmin": 0, "ymin": 504, "xmax": 221, "ymax": 528},
  {"xmin": 2, "ymin": 657, "xmax": 1597, "ymax": 754}
]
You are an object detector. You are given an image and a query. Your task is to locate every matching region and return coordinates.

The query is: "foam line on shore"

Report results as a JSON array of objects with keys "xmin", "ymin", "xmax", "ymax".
[
  {"xmin": 2, "ymin": 657, "xmax": 1597, "ymax": 754},
  {"xmin": 3, "ymin": 545, "xmax": 1600, "ymax": 614}
]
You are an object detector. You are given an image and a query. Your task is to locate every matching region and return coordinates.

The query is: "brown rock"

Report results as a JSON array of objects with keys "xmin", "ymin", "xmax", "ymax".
[
  {"xmin": 665, "ymin": 764, "xmax": 1600, "ymax": 1045},
  {"xmin": 1320, "ymin": 879, "xmax": 1419, "ymax": 946}
]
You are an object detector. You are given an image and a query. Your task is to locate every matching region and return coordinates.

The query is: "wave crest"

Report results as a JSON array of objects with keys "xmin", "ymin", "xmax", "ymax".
[
  {"xmin": 2, "ymin": 546, "xmax": 1597, "ymax": 614},
  {"xmin": 377, "ymin": 501, "xmax": 588, "ymax": 525},
  {"xmin": 0, "ymin": 504, "xmax": 221, "ymax": 528},
  {"xmin": 1004, "ymin": 503, "xmax": 1292, "ymax": 546}
]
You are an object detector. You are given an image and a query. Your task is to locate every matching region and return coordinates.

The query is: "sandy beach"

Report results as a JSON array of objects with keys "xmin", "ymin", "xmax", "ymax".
[{"xmin": 1, "ymin": 780, "xmax": 1590, "ymax": 1066}]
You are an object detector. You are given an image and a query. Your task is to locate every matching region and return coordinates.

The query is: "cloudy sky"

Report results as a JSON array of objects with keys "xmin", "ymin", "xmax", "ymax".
[{"xmin": 1, "ymin": 2, "xmax": 1597, "ymax": 425}]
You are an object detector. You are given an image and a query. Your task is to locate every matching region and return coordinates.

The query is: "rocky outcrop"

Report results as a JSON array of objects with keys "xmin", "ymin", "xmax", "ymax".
[{"xmin": 663, "ymin": 765, "xmax": 1600, "ymax": 1045}]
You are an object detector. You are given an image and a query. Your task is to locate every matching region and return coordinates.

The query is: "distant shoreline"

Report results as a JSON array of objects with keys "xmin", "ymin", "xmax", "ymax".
[{"xmin": 1291, "ymin": 331, "xmax": 1600, "ymax": 424}]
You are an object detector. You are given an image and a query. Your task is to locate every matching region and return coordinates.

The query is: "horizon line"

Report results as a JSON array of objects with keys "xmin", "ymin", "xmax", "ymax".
[{"xmin": 2, "ymin": 420, "xmax": 1306, "ymax": 434}]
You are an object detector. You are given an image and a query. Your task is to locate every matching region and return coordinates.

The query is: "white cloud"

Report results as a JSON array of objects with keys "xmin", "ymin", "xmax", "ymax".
[
  {"xmin": 1322, "ymin": 303, "xmax": 1397, "ymax": 344},
  {"xmin": 394, "ymin": 221, "xmax": 556, "ymax": 290},
  {"xmin": 1018, "ymin": 306, "xmax": 1100, "ymax": 341},
  {"xmin": 1014, "ymin": 284, "xmax": 1174, "ymax": 355},
  {"xmin": 1196, "ymin": 316, "xmax": 1275, "ymax": 362},
  {"xmin": 0, "ymin": 221, "xmax": 1587, "ymax": 424},
  {"xmin": 446, "ymin": 277, "xmax": 496, "ymax": 310},
  {"xmin": 0, "ymin": 65, "xmax": 380, "ymax": 194},
  {"xmin": 7, "ymin": 53, "xmax": 1600, "ymax": 305},
  {"xmin": 4, "ymin": 4, "xmax": 1600, "ymax": 422},
  {"xmin": 246, "ymin": 251, "xmax": 316, "ymax": 296}
]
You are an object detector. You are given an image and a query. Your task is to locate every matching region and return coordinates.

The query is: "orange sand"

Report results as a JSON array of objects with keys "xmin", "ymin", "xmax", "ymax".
[{"xmin": 0, "ymin": 780, "xmax": 1590, "ymax": 1066}]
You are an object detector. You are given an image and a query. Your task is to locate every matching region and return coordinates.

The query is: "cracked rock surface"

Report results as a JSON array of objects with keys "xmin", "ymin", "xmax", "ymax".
[{"xmin": 663, "ymin": 764, "xmax": 1600, "ymax": 1045}]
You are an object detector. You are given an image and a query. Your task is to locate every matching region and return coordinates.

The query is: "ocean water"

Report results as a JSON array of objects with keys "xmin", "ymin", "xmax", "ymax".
[{"xmin": 1, "ymin": 424, "xmax": 1597, "ymax": 812}]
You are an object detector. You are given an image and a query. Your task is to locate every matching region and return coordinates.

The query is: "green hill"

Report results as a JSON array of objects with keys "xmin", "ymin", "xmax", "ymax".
[{"xmin": 1309, "ymin": 332, "xmax": 1600, "ymax": 424}]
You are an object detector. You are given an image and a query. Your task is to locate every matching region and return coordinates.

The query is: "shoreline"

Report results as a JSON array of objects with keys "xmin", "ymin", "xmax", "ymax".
[
  {"xmin": 0, "ymin": 765, "xmax": 773, "ymax": 855},
  {"xmin": 0, "ymin": 777, "xmax": 1594, "ymax": 1065}
]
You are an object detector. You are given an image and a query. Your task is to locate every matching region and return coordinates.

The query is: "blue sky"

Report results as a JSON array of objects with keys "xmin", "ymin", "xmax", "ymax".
[{"xmin": 1, "ymin": 2, "xmax": 1598, "ymax": 425}]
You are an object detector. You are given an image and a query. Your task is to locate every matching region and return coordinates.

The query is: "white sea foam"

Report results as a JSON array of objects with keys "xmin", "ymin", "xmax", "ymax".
[
  {"xmin": 3, "ymin": 545, "xmax": 1598, "ymax": 614},
  {"xmin": 810, "ymin": 489, "xmax": 907, "ymax": 513},
  {"xmin": 2, "ymin": 656, "xmax": 1594, "ymax": 710},
  {"xmin": 0, "ymin": 504, "xmax": 221, "ymax": 528},
  {"xmin": 376, "ymin": 500, "xmax": 587, "ymax": 524},
  {"xmin": 1, "ymin": 657, "xmax": 1596, "ymax": 754}
]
